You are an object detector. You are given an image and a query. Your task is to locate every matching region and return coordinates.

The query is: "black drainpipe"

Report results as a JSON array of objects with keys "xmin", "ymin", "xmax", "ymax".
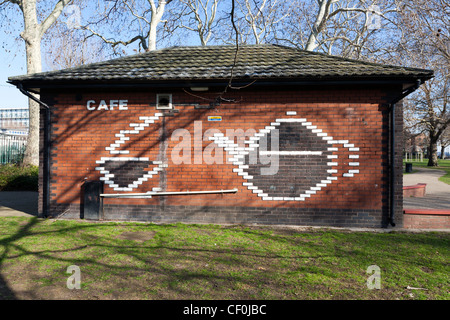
[
  {"xmin": 389, "ymin": 102, "xmax": 396, "ymax": 227},
  {"xmin": 44, "ymin": 107, "xmax": 51, "ymax": 218},
  {"xmin": 17, "ymin": 83, "xmax": 51, "ymax": 218},
  {"xmin": 388, "ymin": 79, "xmax": 422, "ymax": 227}
]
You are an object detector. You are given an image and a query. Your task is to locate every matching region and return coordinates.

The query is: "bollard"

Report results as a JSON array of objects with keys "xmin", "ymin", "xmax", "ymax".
[{"xmin": 405, "ymin": 162, "xmax": 413, "ymax": 173}]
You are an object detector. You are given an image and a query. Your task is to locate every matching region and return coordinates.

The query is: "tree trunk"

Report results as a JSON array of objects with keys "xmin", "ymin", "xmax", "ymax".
[
  {"xmin": 147, "ymin": 0, "xmax": 168, "ymax": 51},
  {"xmin": 427, "ymin": 138, "xmax": 439, "ymax": 166},
  {"xmin": 148, "ymin": 20, "xmax": 158, "ymax": 51},
  {"xmin": 22, "ymin": 99, "xmax": 40, "ymax": 167},
  {"xmin": 305, "ymin": 30, "xmax": 319, "ymax": 51},
  {"xmin": 305, "ymin": 0, "xmax": 329, "ymax": 51},
  {"xmin": 17, "ymin": 0, "xmax": 69, "ymax": 166},
  {"xmin": 23, "ymin": 39, "xmax": 42, "ymax": 167},
  {"xmin": 441, "ymin": 145, "xmax": 446, "ymax": 159},
  {"xmin": 21, "ymin": 0, "xmax": 42, "ymax": 167}
]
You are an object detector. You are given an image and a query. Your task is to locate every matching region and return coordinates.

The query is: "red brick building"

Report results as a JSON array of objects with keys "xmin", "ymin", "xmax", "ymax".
[{"xmin": 9, "ymin": 45, "xmax": 433, "ymax": 228}]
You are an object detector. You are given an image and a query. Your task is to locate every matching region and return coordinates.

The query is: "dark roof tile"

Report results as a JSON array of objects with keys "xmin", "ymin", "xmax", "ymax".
[{"xmin": 8, "ymin": 44, "xmax": 433, "ymax": 85}]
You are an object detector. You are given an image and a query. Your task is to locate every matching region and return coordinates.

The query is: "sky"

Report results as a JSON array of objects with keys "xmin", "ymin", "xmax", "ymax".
[
  {"xmin": 0, "ymin": 3, "xmax": 27, "ymax": 108},
  {"xmin": 0, "ymin": 36, "xmax": 27, "ymax": 108}
]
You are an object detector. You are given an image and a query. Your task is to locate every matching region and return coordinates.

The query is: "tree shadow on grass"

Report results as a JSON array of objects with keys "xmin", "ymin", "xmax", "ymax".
[
  {"xmin": 0, "ymin": 217, "xmax": 336, "ymax": 299},
  {"xmin": 0, "ymin": 217, "xmax": 106, "ymax": 299},
  {"xmin": 0, "ymin": 217, "xmax": 40, "ymax": 300},
  {"xmin": 0, "ymin": 273, "xmax": 16, "ymax": 299},
  {"xmin": 0, "ymin": 217, "xmax": 448, "ymax": 300}
]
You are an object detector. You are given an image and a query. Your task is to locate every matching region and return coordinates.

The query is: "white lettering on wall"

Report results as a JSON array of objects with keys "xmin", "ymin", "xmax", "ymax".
[
  {"xmin": 109, "ymin": 100, "xmax": 118, "ymax": 110},
  {"xmin": 86, "ymin": 100, "xmax": 129, "ymax": 111},
  {"xmin": 86, "ymin": 100, "xmax": 96, "ymax": 110},
  {"xmin": 98, "ymin": 100, "xmax": 108, "ymax": 110},
  {"xmin": 119, "ymin": 100, "xmax": 128, "ymax": 110}
]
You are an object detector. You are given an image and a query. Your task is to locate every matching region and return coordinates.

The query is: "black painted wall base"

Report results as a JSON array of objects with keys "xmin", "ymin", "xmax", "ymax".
[{"xmin": 47, "ymin": 203, "xmax": 389, "ymax": 228}]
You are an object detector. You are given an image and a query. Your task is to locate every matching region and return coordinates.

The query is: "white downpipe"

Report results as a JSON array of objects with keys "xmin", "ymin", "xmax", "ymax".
[{"xmin": 100, "ymin": 188, "xmax": 238, "ymax": 198}]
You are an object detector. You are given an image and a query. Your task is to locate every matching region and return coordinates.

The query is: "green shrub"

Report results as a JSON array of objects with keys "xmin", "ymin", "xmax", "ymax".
[{"xmin": 0, "ymin": 164, "xmax": 38, "ymax": 191}]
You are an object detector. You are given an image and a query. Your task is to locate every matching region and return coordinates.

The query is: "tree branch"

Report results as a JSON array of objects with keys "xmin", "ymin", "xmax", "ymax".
[
  {"xmin": 0, "ymin": 0, "xmax": 21, "ymax": 6},
  {"xmin": 39, "ymin": 0, "xmax": 72, "ymax": 38},
  {"xmin": 82, "ymin": 25, "xmax": 148, "ymax": 51},
  {"xmin": 123, "ymin": 0, "xmax": 151, "ymax": 25}
]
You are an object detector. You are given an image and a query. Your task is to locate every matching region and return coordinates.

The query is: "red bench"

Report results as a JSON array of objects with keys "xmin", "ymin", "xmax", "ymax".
[
  {"xmin": 403, "ymin": 209, "xmax": 450, "ymax": 229},
  {"xmin": 403, "ymin": 183, "xmax": 427, "ymax": 197}
]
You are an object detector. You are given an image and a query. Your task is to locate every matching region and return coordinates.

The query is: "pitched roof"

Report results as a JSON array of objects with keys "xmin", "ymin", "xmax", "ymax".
[{"xmin": 8, "ymin": 44, "xmax": 433, "ymax": 87}]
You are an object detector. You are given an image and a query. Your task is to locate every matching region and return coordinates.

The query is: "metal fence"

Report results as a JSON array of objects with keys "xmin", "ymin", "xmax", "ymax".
[{"xmin": 0, "ymin": 134, "xmax": 27, "ymax": 164}]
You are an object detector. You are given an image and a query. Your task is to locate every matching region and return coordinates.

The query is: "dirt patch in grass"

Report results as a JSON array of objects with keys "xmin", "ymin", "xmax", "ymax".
[{"xmin": 116, "ymin": 231, "xmax": 157, "ymax": 242}]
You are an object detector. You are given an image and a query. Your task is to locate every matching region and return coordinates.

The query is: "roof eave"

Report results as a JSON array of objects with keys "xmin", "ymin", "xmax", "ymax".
[{"xmin": 8, "ymin": 73, "xmax": 434, "ymax": 93}]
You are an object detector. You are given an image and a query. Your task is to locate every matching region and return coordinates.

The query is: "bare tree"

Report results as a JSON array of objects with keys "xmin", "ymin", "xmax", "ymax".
[
  {"xmin": 1, "ymin": 0, "xmax": 73, "ymax": 166},
  {"xmin": 81, "ymin": 0, "xmax": 173, "ymax": 53},
  {"xmin": 237, "ymin": 0, "xmax": 289, "ymax": 44},
  {"xmin": 175, "ymin": 0, "xmax": 221, "ymax": 46},
  {"xmin": 320, "ymin": 0, "xmax": 399, "ymax": 60},
  {"xmin": 397, "ymin": 0, "xmax": 450, "ymax": 166},
  {"xmin": 212, "ymin": 0, "xmax": 289, "ymax": 45},
  {"xmin": 41, "ymin": 1, "xmax": 106, "ymax": 70},
  {"xmin": 439, "ymin": 127, "xmax": 450, "ymax": 159},
  {"xmin": 44, "ymin": 25, "xmax": 105, "ymax": 71},
  {"xmin": 397, "ymin": 0, "xmax": 449, "ymax": 64},
  {"xmin": 274, "ymin": 0, "xmax": 398, "ymax": 59},
  {"xmin": 404, "ymin": 66, "xmax": 450, "ymax": 166}
]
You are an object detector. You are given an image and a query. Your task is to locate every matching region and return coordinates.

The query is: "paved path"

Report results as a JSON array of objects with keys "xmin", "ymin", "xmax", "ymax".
[
  {"xmin": 0, "ymin": 192, "xmax": 38, "ymax": 217},
  {"xmin": 403, "ymin": 167, "xmax": 450, "ymax": 209}
]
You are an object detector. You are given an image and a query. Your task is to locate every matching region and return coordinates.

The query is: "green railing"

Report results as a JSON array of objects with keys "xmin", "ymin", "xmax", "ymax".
[{"xmin": 0, "ymin": 134, "xmax": 27, "ymax": 164}]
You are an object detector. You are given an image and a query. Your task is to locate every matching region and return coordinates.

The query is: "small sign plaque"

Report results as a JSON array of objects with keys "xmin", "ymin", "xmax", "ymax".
[{"xmin": 208, "ymin": 116, "xmax": 222, "ymax": 121}]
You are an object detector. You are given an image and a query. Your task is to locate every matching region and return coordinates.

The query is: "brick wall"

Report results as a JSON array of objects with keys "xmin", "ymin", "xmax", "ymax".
[
  {"xmin": 393, "ymin": 101, "xmax": 404, "ymax": 228},
  {"xmin": 403, "ymin": 211, "xmax": 450, "ymax": 229},
  {"xmin": 40, "ymin": 84, "xmax": 402, "ymax": 228}
]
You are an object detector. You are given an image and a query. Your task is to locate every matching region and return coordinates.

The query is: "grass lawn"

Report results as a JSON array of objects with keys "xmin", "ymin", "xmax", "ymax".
[
  {"xmin": 403, "ymin": 159, "xmax": 450, "ymax": 185},
  {"xmin": 0, "ymin": 216, "xmax": 448, "ymax": 300}
]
